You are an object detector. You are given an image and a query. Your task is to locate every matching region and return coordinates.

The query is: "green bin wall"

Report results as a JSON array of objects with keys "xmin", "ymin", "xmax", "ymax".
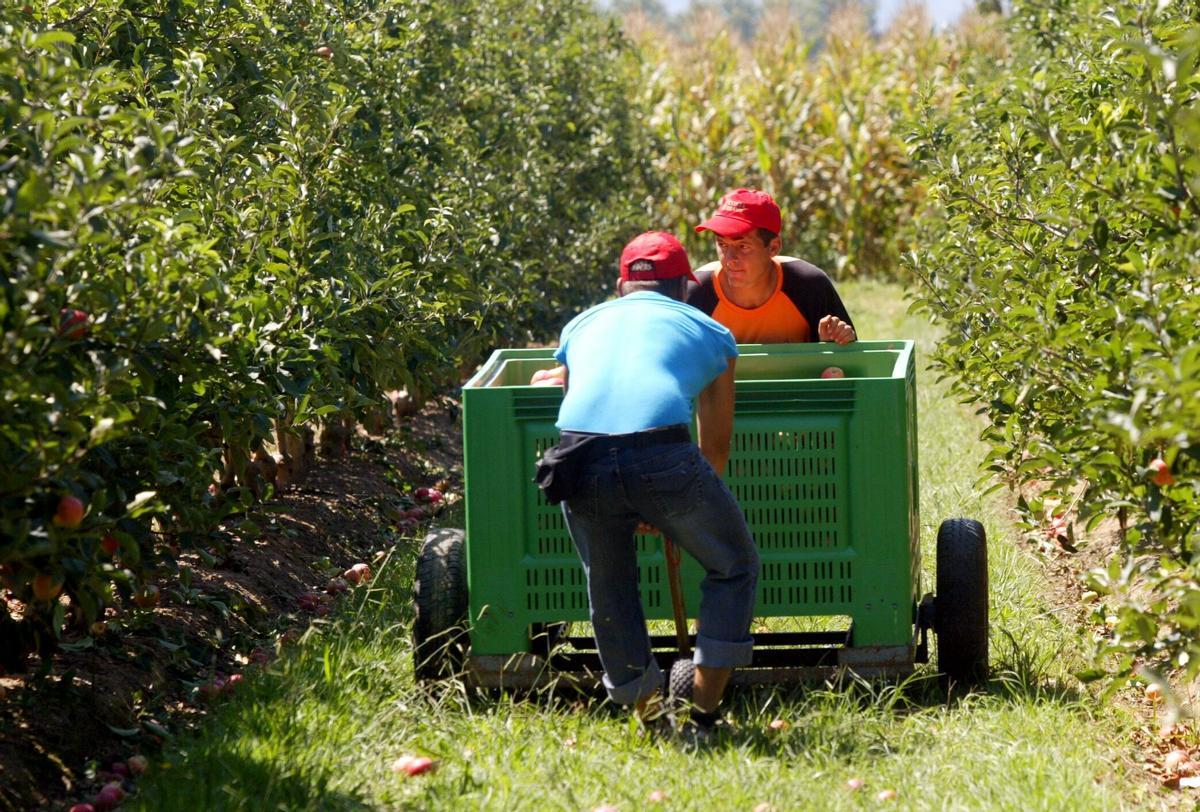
[{"xmin": 462, "ymin": 341, "xmax": 920, "ymax": 656}]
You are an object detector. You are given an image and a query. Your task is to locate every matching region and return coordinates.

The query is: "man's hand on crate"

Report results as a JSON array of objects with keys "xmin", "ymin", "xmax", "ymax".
[
  {"xmin": 818, "ymin": 315, "xmax": 856, "ymax": 344},
  {"xmin": 531, "ymin": 365, "xmax": 567, "ymax": 387}
]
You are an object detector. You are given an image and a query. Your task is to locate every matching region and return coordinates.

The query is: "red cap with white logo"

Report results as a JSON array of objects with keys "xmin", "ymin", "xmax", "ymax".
[
  {"xmin": 695, "ymin": 188, "xmax": 782, "ymax": 238},
  {"xmin": 619, "ymin": 231, "xmax": 698, "ymax": 283}
]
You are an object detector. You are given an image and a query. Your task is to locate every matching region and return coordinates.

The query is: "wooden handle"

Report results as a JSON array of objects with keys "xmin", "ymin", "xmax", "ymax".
[{"xmin": 663, "ymin": 535, "xmax": 691, "ymax": 658}]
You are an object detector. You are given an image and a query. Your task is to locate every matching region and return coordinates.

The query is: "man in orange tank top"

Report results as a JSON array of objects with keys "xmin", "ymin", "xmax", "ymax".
[{"xmin": 686, "ymin": 188, "xmax": 856, "ymax": 345}]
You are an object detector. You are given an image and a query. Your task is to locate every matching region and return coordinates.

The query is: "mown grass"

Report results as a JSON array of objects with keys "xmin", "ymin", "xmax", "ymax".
[{"xmin": 134, "ymin": 281, "xmax": 1162, "ymax": 811}]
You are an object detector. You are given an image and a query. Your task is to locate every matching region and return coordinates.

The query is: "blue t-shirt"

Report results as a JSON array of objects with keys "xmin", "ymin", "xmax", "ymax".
[{"xmin": 554, "ymin": 292, "xmax": 738, "ymax": 434}]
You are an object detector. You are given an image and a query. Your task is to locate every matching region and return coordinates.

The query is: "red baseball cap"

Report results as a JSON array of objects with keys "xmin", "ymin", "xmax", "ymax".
[
  {"xmin": 619, "ymin": 231, "xmax": 698, "ymax": 283},
  {"xmin": 695, "ymin": 188, "xmax": 782, "ymax": 238}
]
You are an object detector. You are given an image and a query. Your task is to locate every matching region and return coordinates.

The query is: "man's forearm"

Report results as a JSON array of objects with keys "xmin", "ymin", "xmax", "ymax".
[{"xmin": 696, "ymin": 361, "xmax": 736, "ymax": 474}]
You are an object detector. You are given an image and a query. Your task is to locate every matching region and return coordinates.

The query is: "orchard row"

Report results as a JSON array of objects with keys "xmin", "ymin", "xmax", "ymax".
[
  {"xmin": 0, "ymin": 0, "xmax": 653, "ymax": 665},
  {"xmin": 909, "ymin": 0, "xmax": 1200, "ymax": 682}
]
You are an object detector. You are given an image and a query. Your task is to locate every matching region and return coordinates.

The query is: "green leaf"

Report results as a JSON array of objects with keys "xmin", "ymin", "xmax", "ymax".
[
  {"xmin": 31, "ymin": 31, "xmax": 76, "ymax": 49},
  {"xmin": 15, "ymin": 175, "xmax": 50, "ymax": 214},
  {"xmin": 106, "ymin": 724, "xmax": 142, "ymax": 737},
  {"xmin": 126, "ymin": 491, "xmax": 159, "ymax": 517}
]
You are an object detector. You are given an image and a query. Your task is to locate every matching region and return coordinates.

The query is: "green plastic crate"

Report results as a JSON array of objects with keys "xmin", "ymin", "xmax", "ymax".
[{"xmin": 461, "ymin": 340, "xmax": 920, "ymax": 659}]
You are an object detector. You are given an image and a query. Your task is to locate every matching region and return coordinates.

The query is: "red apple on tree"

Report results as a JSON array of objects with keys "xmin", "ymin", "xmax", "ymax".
[
  {"xmin": 32, "ymin": 573, "xmax": 62, "ymax": 602},
  {"xmin": 54, "ymin": 495, "xmax": 85, "ymax": 528},
  {"xmin": 100, "ymin": 534, "xmax": 120, "ymax": 556},
  {"xmin": 1149, "ymin": 458, "xmax": 1174, "ymax": 487},
  {"xmin": 59, "ymin": 308, "xmax": 89, "ymax": 339}
]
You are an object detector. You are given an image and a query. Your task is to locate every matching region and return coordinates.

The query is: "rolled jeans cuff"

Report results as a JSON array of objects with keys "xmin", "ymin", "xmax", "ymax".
[
  {"xmin": 603, "ymin": 657, "xmax": 663, "ymax": 705},
  {"xmin": 694, "ymin": 633, "xmax": 754, "ymax": 669}
]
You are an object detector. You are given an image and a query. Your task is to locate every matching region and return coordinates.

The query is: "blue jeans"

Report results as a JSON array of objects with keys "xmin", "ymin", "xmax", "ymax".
[{"xmin": 561, "ymin": 439, "xmax": 759, "ymax": 706}]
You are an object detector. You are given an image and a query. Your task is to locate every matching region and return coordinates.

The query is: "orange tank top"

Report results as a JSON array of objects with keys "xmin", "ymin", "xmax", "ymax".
[{"xmin": 710, "ymin": 262, "xmax": 811, "ymax": 344}]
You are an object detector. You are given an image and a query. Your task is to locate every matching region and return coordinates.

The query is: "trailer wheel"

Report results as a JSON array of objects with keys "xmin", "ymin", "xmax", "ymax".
[
  {"xmin": 668, "ymin": 658, "xmax": 695, "ymax": 705},
  {"xmin": 413, "ymin": 527, "xmax": 468, "ymax": 681},
  {"xmin": 935, "ymin": 518, "xmax": 989, "ymax": 687}
]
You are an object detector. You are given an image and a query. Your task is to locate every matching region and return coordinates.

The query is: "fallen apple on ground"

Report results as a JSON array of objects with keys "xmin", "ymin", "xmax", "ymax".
[
  {"xmin": 343, "ymin": 563, "xmax": 371, "ymax": 584},
  {"xmin": 820, "ymin": 366, "xmax": 845, "ymax": 379},
  {"xmin": 414, "ymin": 487, "xmax": 443, "ymax": 504},
  {"xmin": 1165, "ymin": 750, "xmax": 1190, "ymax": 773},
  {"xmin": 391, "ymin": 755, "xmax": 437, "ymax": 776},
  {"xmin": 133, "ymin": 584, "xmax": 160, "ymax": 608},
  {"xmin": 93, "ymin": 782, "xmax": 126, "ymax": 811},
  {"xmin": 199, "ymin": 678, "xmax": 226, "ymax": 701},
  {"xmin": 846, "ymin": 777, "xmax": 864, "ymax": 791}
]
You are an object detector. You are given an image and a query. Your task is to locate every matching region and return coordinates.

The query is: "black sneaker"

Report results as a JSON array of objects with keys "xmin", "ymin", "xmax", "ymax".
[{"xmin": 673, "ymin": 708, "xmax": 720, "ymax": 750}]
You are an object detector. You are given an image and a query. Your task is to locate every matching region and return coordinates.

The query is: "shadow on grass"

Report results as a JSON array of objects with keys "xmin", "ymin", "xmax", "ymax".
[
  {"xmin": 133, "ymin": 745, "xmax": 373, "ymax": 811},
  {"xmin": 420, "ymin": 616, "xmax": 1088, "ymax": 723}
]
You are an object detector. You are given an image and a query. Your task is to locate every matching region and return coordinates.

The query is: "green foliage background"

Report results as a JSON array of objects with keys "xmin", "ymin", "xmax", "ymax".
[
  {"xmin": 0, "ymin": 0, "xmax": 657, "ymax": 655},
  {"xmin": 908, "ymin": 0, "xmax": 1200, "ymax": 683}
]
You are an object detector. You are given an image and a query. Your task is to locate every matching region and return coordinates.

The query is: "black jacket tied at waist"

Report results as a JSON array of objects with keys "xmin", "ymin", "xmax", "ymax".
[{"xmin": 534, "ymin": 424, "xmax": 691, "ymax": 504}]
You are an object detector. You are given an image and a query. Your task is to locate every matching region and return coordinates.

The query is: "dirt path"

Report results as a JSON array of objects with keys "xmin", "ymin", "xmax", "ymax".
[{"xmin": 0, "ymin": 395, "xmax": 462, "ymax": 811}]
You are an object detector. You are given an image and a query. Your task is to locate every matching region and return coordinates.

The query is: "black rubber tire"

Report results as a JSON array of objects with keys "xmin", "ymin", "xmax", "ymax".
[
  {"xmin": 935, "ymin": 518, "xmax": 989, "ymax": 687},
  {"xmin": 668, "ymin": 658, "xmax": 696, "ymax": 705},
  {"xmin": 413, "ymin": 527, "xmax": 469, "ymax": 681}
]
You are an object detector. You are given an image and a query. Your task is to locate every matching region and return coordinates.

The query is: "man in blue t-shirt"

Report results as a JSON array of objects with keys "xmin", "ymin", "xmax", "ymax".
[{"xmin": 549, "ymin": 231, "xmax": 759, "ymax": 740}]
